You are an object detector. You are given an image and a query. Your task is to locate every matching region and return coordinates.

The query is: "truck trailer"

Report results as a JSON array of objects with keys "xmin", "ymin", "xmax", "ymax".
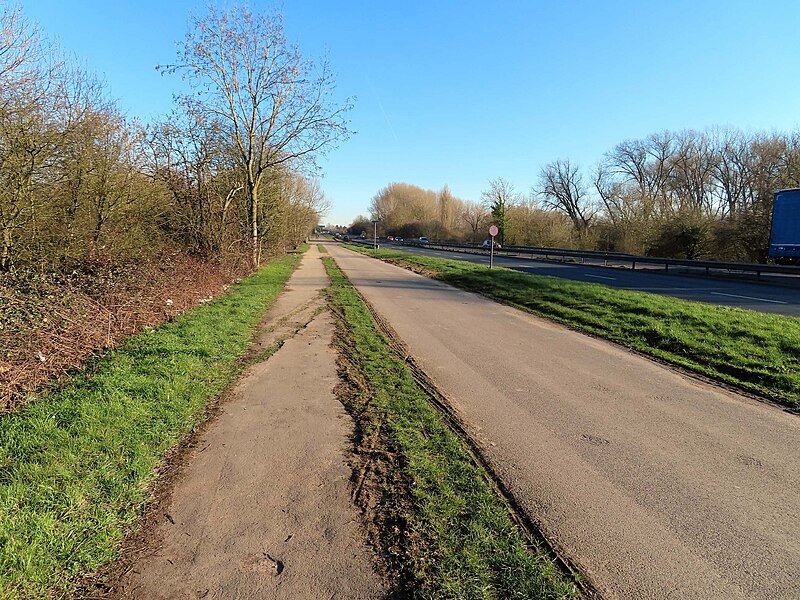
[{"xmin": 769, "ymin": 188, "xmax": 800, "ymax": 263}]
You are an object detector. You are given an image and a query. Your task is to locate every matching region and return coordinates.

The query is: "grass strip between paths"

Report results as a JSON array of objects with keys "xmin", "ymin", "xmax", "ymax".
[
  {"xmin": 346, "ymin": 245, "xmax": 800, "ymax": 411},
  {"xmin": 0, "ymin": 253, "xmax": 302, "ymax": 598},
  {"xmin": 323, "ymin": 256, "xmax": 578, "ymax": 599}
]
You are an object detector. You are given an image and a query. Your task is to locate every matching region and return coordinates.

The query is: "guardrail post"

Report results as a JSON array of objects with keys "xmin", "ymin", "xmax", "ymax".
[{"xmin": 632, "ymin": 260, "xmax": 636, "ymax": 270}]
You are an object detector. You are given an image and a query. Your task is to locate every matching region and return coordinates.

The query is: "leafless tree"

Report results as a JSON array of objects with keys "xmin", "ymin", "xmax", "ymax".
[
  {"xmin": 708, "ymin": 127, "xmax": 754, "ymax": 219},
  {"xmin": 537, "ymin": 159, "xmax": 594, "ymax": 233},
  {"xmin": 0, "ymin": 4, "xmax": 60, "ymax": 270},
  {"xmin": 160, "ymin": 4, "xmax": 351, "ymax": 267},
  {"xmin": 460, "ymin": 201, "xmax": 489, "ymax": 242},
  {"xmin": 145, "ymin": 105, "xmax": 246, "ymax": 257},
  {"xmin": 369, "ymin": 182, "xmax": 438, "ymax": 232},
  {"xmin": 437, "ymin": 185, "xmax": 457, "ymax": 237},
  {"xmin": 669, "ymin": 130, "xmax": 717, "ymax": 215}
]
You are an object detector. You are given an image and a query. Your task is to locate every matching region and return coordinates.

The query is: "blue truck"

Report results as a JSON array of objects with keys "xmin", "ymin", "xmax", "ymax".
[{"xmin": 769, "ymin": 188, "xmax": 800, "ymax": 263}]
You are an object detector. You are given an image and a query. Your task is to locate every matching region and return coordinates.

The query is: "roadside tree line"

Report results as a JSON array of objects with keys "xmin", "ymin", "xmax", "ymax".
[
  {"xmin": 359, "ymin": 127, "xmax": 800, "ymax": 261},
  {"xmin": 349, "ymin": 183, "xmax": 489, "ymax": 243},
  {"xmin": 0, "ymin": 3, "xmax": 348, "ymax": 274}
]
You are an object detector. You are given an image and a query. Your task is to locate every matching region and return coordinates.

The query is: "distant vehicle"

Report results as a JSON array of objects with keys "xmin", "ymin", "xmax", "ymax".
[
  {"xmin": 343, "ymin": 234, "xmax": 351, "ymax": 242},
  {"xmin": 770, "ymin": 188, "xmax": 800, "ymax": 263},
  {"xmin": 483, "ymin": 239, "xmax": 501, "ymax": 249},
  {"xmin": 387, "ymin": 235, "xmax": 394, "ymax": 241},
  {"xmin": 360, "ymin": 231, "xmax": 367, "ymax": 239},
  {"xmin": 418, "ymin": 236, "xmax": 430, "ymax": 244},
  {"xmin": 395, "ymin": 236, "xmax": 404, "ymax": 242}
]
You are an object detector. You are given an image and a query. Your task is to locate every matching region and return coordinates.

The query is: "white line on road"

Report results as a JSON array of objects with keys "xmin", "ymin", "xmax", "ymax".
[
  {"xmin": 711, "ymin": 292, "xmax": 788, "ymax": 305},
  {"xmin": 585, "ymin": 274, "xmax": 616, "ymax": 281}
]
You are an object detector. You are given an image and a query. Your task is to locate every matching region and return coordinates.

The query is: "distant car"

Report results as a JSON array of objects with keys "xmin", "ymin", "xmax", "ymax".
[
  {"xmin": 395, "ymin": 236, "xmax": 403, "ymax": 242},
  {"xmin": 387, "ymin": 235, "xmax": 394, "ymax": 241},
  {"xmin": 483, "ymin": 239, "xmax": 501, "ymax": 249},
  {"xmin": 343, "ymin": 235, "xmax": 351, "ymax": 242},
  {"xmin": 418, "ymin": 236, "xmax": 430, "ymax": 244}
]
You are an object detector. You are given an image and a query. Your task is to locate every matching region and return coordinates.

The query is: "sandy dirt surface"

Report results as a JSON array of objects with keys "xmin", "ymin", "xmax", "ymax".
[
  {"xmin": 326, "ymin": 241, "xmax": 800, "ymax": 600},
  {"xmin": 113, "ymin": 246, "xmax": 384, "ymax": 600}
]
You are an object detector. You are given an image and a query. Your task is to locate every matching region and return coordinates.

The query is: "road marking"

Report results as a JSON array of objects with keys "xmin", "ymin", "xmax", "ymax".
[
  {"xmin": 585, "ymin": 274, "xmax": 616, "ymax": 281},
  {"xmin": 711, "ymin": 292, "xmax": 788, "ymax": 305}
]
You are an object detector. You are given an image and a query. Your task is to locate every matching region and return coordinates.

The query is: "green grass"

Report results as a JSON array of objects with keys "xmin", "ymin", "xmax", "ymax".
[
  {"xmin": 323, "ymin": 256, "xmax": 577, "ymax": 600},
  {"xmin": 346, "ymin": 246, "xmax": 800, "ymax": 411},
  {"xmin": 317, "ymin": 244, "xmax": 327, "ymax": 253},
  {"xmin": 0, "ymin": 254, "xmax": 301, "ymax": 598}
]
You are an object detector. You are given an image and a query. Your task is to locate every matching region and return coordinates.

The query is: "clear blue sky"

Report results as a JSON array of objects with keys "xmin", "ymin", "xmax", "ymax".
[{"xmin": 25, "ymin": 0, "xmax": 800, "ymax": 226}]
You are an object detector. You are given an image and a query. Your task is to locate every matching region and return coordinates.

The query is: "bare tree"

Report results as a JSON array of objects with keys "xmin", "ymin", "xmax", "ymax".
[
  {"xmin": 602, "ymin": 132, "xmax": 677, "ymax": 220},
  {"xmin": 537, "ymin": 159, "xmax": 594, "ymax": 233},
  {"xmin": 160, "ymin": 4, "xmax": 351, "ymax": 267},
  {"xmin": 669, "ymin": 130, "xmax": 717, "ymax": 215},
  {"xmin": 708, "ymin": 127, "xmax": 753, "ymax": 219},
  {"xmin": 145, "ymin": 105, "xmax": 246, "ymax": 257},
  {"xmin": 460, "ymin": 201, "xmax": 488, "ymax": 243},
  {"xmin": 0, "ymin": 5, "xmax": 61, "ymax": 270},
  {"xmin": 281, "ymin": 175, "xmax": 328, "ymax": 246},
  {"xmin": 369, "ymin": 182, "xmax": 438, "ymax": 232},
  {"xmin": 436, "ymin": 185, "xmax": 461, "ymax": 238}
]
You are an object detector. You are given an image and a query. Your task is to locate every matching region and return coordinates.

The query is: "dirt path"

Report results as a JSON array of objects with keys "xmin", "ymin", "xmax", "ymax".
[
  {"xmin": 113, "ymin": 246, "xmax": 384, "ymax": 600},
  {"xmin": 326, "ymin": 242, "xmax": 800, "ymax": 600}
]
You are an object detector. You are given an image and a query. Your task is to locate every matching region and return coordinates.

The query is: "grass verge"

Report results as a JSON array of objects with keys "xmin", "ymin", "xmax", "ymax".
[
  {"xmin": 317, "ymin": 244, "xmax": 328, "ymax": 253},
  {"xmin": 323, "ymin": 256, "xmax": 578, "ymax": 599},
  {"xmin": 0, "ymin": 254, "xmax": 301, "ymax": 598},
  {"xmin": 345, "ymin": 246, "xmax": 800, "ymax": 411}
]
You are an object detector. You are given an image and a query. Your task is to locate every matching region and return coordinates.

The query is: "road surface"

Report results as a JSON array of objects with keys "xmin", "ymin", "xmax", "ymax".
[
  {"xmin": 381, "ymin": 242, "xmax": 800, "ymax": 316},
  {"xmin": 326, "ymin": 241, "xmax": 800, "ymax": 599}
]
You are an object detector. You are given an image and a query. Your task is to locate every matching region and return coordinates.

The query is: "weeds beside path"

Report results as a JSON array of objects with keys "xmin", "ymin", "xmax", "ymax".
[
  {"xmin": 0, "ymin": 254, "xmax": 300, "ymax": 598},
  {"xmin": 324, "ymin": 256, "xmax": 578, "ymax": 599},
  {"xmin": 0, "ymin": 251, "xmax": 248, "ymax": 413},
  {"xmin": 345, "ymin": 245, "xmax": 800, "ymax": 412}
]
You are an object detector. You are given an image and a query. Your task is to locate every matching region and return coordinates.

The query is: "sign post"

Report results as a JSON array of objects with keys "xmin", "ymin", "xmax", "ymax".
[
  {"xmin": 372, "ymin": 219, "xmax": 379, "ymax": 249},
  {"xmin": 488, "ymin": 225, "xmax": 499, "ymax": 269}
]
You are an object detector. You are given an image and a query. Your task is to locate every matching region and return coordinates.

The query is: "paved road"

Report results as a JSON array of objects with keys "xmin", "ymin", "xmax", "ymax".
[
  {"xmin": 326, "ymin": 241, "xmax": 800, "ymax": 600},
  {"xmin": 381, "ymin": 242, "xmax": 800, "ymax": 316}
]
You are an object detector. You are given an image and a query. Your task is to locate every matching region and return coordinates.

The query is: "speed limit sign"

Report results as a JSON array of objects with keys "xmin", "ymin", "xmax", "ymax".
[{"xmin": 489, "ymin": 225, "xmax": 499, "ymax": 237}]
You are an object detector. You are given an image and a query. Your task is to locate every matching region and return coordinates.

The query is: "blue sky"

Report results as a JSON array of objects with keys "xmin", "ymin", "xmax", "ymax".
[{"xmin": 25, "ymin": 1, "xmax": 800, "ymax": 225}]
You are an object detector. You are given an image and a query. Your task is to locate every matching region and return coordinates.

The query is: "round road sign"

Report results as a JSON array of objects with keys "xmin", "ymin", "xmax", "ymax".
[{"xmin": 488, "ymin": 225, "xmax": 499, "ymax": 237}]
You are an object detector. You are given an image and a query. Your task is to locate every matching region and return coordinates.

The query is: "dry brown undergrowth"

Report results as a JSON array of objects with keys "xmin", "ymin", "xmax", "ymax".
[{"xmin": 0, "ymin": 250, "xmax": 250, "ymax": 413}]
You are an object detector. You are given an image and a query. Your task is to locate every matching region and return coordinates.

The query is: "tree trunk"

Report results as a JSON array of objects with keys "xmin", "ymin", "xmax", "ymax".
[
  {"xmin": 0, "ymin": 225, "xmax": 13, "ymax": 272},
  {"xmin": 249, "ymin": 180, "xmax": 260, "ymax": 268}
]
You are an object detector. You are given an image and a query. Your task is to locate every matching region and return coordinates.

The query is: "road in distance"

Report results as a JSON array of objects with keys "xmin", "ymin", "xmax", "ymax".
[{"xmin": 383, "ymin": 242, "xmax": 800, "ymax": 316}]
